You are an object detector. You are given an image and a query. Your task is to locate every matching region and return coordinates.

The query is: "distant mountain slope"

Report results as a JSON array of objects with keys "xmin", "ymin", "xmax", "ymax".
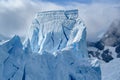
[{"xmin": 88, "ymin": 20, "xmax": 120, "ymax": 62}]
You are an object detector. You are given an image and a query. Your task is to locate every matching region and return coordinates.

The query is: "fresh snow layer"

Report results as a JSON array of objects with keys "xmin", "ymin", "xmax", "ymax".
[{"xmin": 0, "ymin": 10, "xmax": 101, "ymax": 80}]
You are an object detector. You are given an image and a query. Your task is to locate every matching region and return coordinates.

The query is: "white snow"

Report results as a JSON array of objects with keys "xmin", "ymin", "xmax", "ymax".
[{"xmin": 101, "ymin": 58, "xmax": 120, "ymax": 80}]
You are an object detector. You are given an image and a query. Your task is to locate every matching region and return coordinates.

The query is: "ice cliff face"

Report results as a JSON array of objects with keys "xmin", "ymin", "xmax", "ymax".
[
  {"xmin": 0, "ymin": 36, "xmax": 26, "ymax": 80},
  {"xmin": 0, "ymin": 10, "xmax": 101, "ymax": 80},
  {"xmin": 28, "ymin": 10, "xmax": 88, "ymax": 57}
]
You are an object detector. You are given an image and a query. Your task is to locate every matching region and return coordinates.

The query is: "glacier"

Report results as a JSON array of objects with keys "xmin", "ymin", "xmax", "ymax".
[
  {"xmin": 0, "ymin": 10, "xmax": 101, "ymax": 80},
  {"xmin": 27, "ymin": 10, "xmax": 88, "ymax": 56}
]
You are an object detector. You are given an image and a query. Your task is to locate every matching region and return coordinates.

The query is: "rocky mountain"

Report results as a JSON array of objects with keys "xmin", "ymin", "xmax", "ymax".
[{"xmin": 88, "ymin": 20, "xmax": 120, "ymax": 62}]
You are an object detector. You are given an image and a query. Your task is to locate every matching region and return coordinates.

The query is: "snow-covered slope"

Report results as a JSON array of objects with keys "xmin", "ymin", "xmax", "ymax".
[
  {"xmin": 0, "ymin": 10, "xmax": 101, "ymax": 80},
  {"xmin": 101, "ymin": 58, "xmax": 120, "ymax": 80}
]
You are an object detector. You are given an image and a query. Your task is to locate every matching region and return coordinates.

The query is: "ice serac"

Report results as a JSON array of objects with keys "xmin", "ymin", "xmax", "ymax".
[
  {"xmin": 25, "ymin": 9, "xmax": 101, "ymax": 80},
  {"xmin": 0, "ymin": 35, "xmax": 27, "ymax": 80},
  {"xmin": 28, "ymin": 10, "xmax": 88, "ymax": 57},
  {"xmin": 0, "ymin": 10, "xmax": 101, "ymax": 80}
]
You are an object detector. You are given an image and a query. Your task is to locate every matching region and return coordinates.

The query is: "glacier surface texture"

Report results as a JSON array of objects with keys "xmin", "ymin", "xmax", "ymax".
[{"xmin": 0, "ymin": 10, "xmax": 101, "ymax": 80}]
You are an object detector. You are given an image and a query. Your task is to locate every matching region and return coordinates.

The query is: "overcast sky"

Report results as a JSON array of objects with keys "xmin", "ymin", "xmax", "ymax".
[{"xmin": 0, "ymin": 0, "xmax": 120, "ymax": 41}]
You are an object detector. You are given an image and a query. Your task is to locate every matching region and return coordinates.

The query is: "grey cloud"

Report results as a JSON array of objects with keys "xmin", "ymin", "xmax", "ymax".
[
  {"xmin": 0, "ymin": 1, "xmax": 35, "ymax": 37},
  {"xmin": 62, "ymin": 3, "xmax": 120, "ymax": 41},
  {"xmin": 0, "ymin": 0, "xmax": 64, "ymax": 38},
  {"xmin": 0, "ymin": 0, "xmax": 120, "ymax": 41}
]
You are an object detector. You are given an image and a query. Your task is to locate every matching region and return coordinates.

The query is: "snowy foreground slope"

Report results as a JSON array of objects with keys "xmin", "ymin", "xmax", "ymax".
[
  {"xmin": 0, "ymin": 10, "xmax": 101, "ymax": 80},
  {"xmin": 101, "ymin": 58, "xmax": 120, "ymax": 80}
]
